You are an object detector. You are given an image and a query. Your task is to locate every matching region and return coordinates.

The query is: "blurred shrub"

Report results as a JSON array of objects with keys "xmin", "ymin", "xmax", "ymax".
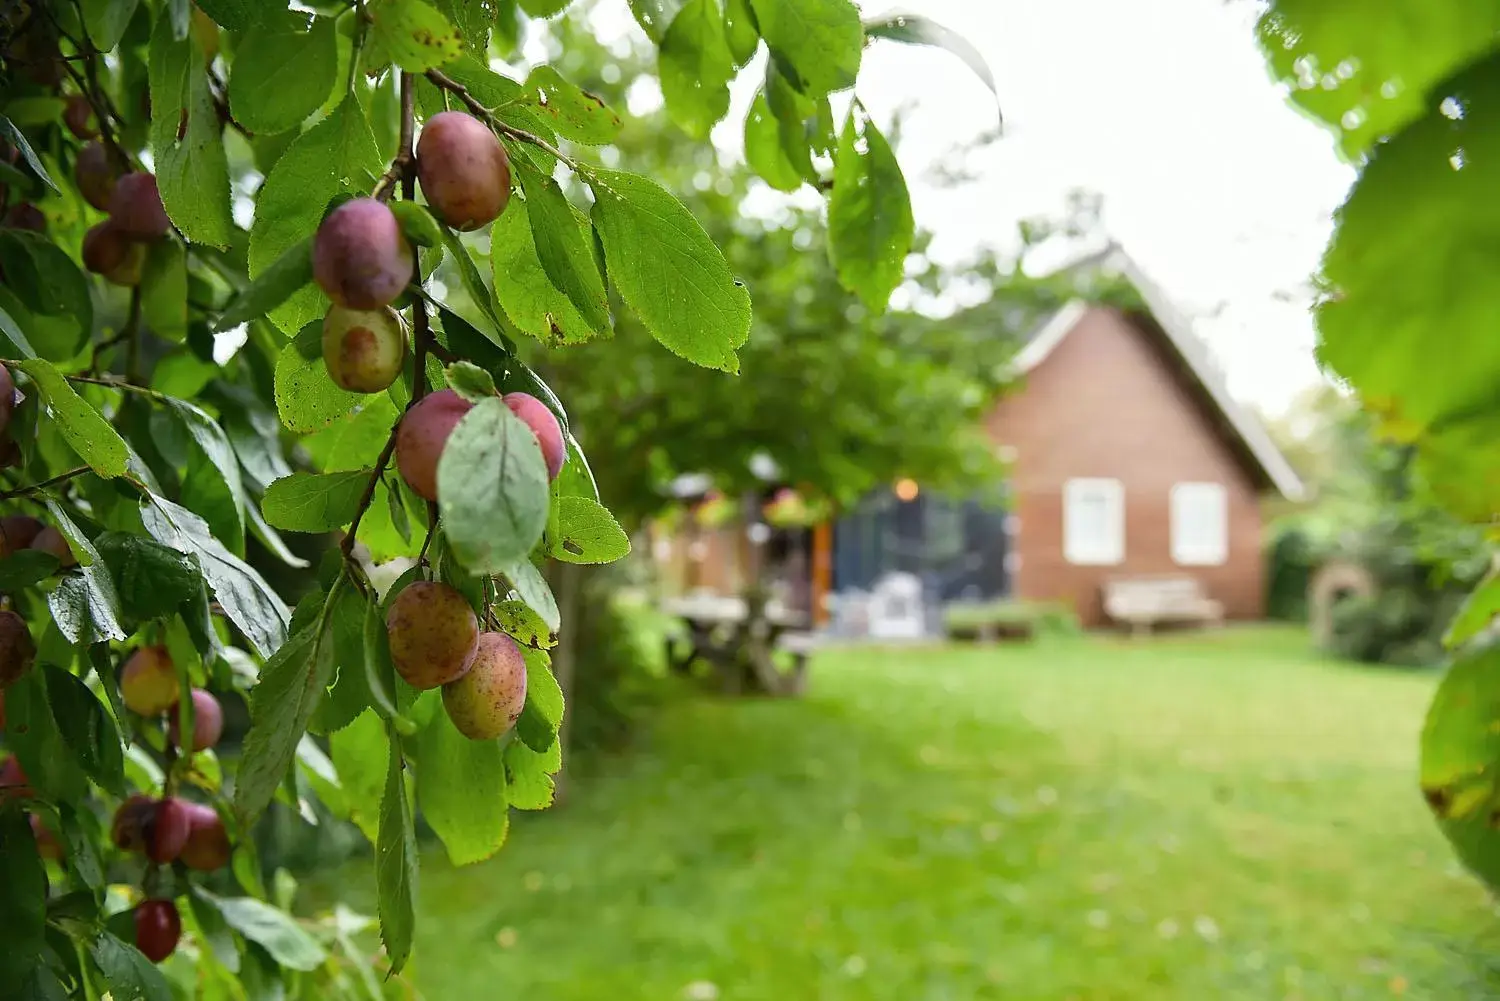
[{"xmin": 943, "ymin": 599, "xmax": 1079, "ymax": 641}]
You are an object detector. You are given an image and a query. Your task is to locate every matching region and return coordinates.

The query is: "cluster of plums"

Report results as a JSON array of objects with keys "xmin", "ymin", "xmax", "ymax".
[
  {"xmin": 81, "ymin": 166, "xmax": 172, "ymax": 287},
  {"xmin": 315, "ymin": 110, "xmax": 512, "ymax": 395}
]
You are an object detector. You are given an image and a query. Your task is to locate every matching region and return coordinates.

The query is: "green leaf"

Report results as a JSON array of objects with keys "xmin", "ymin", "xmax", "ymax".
[
  {"xmin": 828, "ymin": 104, "xmax": 913, "ymax": 311},
  {"xmin": 275, "ymin": 321, "xmax": 361, "ymax": 432},
  {"xmin": 660, "ymin": 0, "xmax": 736, "ymax": 139},
  {"xmin": 187, "ymin": 888, "xmax": 241, "ymax": 974},
  {"xmin": 89, "ymin": 932, "xmax": 172, "ymax": 1001},
  {"xmin": 1256, "ymin": 0, "xmax": 1500, "ymax": 160},
  {"xmin": 744, "ymin": 90, "xmax": 804, "ymax": 192},
  {"xmin": 749, "ymin": 0, "xmax": 862, "ymax": 96},
  {"xmin": 519, "ymin": 64, "xmax": 622, "ymax": 145},
  {"xmin": 439, "ymin": 226, "xmax": 510, "ymax": 343},
  {"xmin": 4, "ymin": 670, "xmax": 89, "ymax": 804},
  {"xmin": 518, "ymin": 0, "xmax": 573, "ymax": 14},
  {"xmin": 196, "ymin": 890, "xmax": 327, "ymax": 971},
  {"xmin": 493, "ymin": 599, "xmax": 556, "ymax": 649},
  {"xmin": 195, "ymin": 0, "xmax": 272, "ymax": 29},
  {"xmin": 553, "ymin": 495, "xmax": 631, "ymax": 564},
  {"xmin": 515, "ymin": 645, "xmax": 564, "ymax": 752},
  {"xmin": 43, "ymin": 501, "xmax": 127, "ymax": 644},
  {"xmin": 149, "ymin": 15, "xmax": 233, "ymax": 247},
  {"xmin": 1449, "ymin": 573, "xmax": 1500, "ymax": 650},
  {"xmin": 504, "ymin": 734, "xmax": 560, "ymax": 810},
  {"xmin": 0, "ymin": 231, "xmax": 91, "ymax": 355},
  {"xmin": 514, "ymin": 158, "xmax": 610, "ymax": 334},
  {"xmin": 0, "ymin": 301, "xmax": 37, "ymax": 358},
  {"xmin": 502, "ymin": 557, "xmax": 559, "ymax": 632},
  {"xmin": 94, "ymin": 532, "xmax": 202, "ymax": 624},
  {"xmin": 329, "ymin": 709, "xmax": 388, "ymax": 841},
  {"xmin": 262, "ymin": 470, "xmax": 371, "ymax": 533},
  {"xmin": 234, "ymin": 609, "xmax": 336, "ymax": 824},
  {"xmin": 312, "ymin": 586, "xmax": 374, "ymax": 734},
  {"xmin": 490, "ymin": 195, "xmax": 595, "ymax": 345},
  {"xmin": 14, "ymin": 361, "xmax": 126, "ymax": 478},
  {"xmin": 0, "ymin": 810, "xmax": 46, "ymax": 996},
  {"xmin": 375, "ymin": 732, "xmax": 417, "ymax": 974},
  {"xmin": 415, "ymin": 706, "xmax": 509, "ymax": 864},
  {"xmin": 44, "ymin": 665, "xmax": 126, "ymax": 796},
  {"xmin": 166, "ymin": 397, "xmax": 249, "ymax": 539},
  {"xmin": 0, "ymin": 551, "xmax": 58, "ymax": 590},
  {"xmin": 367, "ymin": 0, "xmax": 464, "ymax": 72},
  {"xmin": 229, "ymin": 13, "xmax": 339, "ymax": 135},
  {"xmin": 864, "ymin": 11, "xmax": 1001, "ymax": 123},
  {"xmin": 81, "ymin": 0, "xmax": 142, "ymax": 53},
  {"xmin": 249, "ymin": 98, "xmax": 382, "ymax": 334},
  {"xmin": 437, "ymin": 397, "xmax": 551, "ymax": 573},
  {"xmin": 590, "ymin": 169, "xmax": 751, "ymax": 372},
  {"xmin": 216, "ymin": 238, "xmax": 314, "ymax": 333},
  {"xmin": 57, "ymin": 805, "xmax": 105, "ymax": 890},
  {"xmin": 391, "ymin": 200, "xmax": 444, "ymax": 248},
  {"xmin": 724, "ymin": 0, "xmax": 759, "ymax": 65},
  {"xmin": 0, "ymin": 117, "xmax": 58, "ymax": 194},
  {"xmin": 627, "ymin": 0, "xmax": 684, "ymax": 41},
  {"xmin": 142, "ymin": 494, "xmax": 290, "ymax": 658},
  {"xmin": 141, "ymin": 240, "xmax": 188, "ymax": 342},
  {"xmin": 444, "ymin": 361, "xmax": 496, "ymax": 402},
  {"xmin": 1422, "ymin": 643, "xmax": 1500, "ymax": 892},
  {"xmin": 433, "ymin": 0, "xmax": 499, "ymax": 49}
]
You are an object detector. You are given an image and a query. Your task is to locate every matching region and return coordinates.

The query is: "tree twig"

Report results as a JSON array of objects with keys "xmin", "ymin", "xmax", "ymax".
[
  {"xmin": 398, "ymin": 73, "xmax": 434, "ymax": 404},
  {"xmin": 0, "ymin": 466, "xmax": 91, "ymax": 501},
  {"xmin": 340, "ymin": 432, "xmax": 401, "ymax": 560},
  {"xmin": 424, "ymin": 69, "xmax": 579, "ymax": 171}
]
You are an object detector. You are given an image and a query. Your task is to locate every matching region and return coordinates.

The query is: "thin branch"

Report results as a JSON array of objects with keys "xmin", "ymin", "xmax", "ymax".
[
  {"xmin": 373, "ymin": 70, "xmax": 417, "ymax": 201},
  {"xmin": 340, "ymin": 428, "xmax": 401, "ymax": 561},
  {"xmin": 0, "ymin": 466, "xmax": 91, "ymax": 501},
  {"xmin": 124, "ymin": 286, "xmax": 144, "ymax": 382},
  {"xmin": 424, "ymin": 69, "xmax": 579, "ymax": 171},
  {"xmin": 398, "ymin": 72, "xmax": 434, "ymax": 405}
]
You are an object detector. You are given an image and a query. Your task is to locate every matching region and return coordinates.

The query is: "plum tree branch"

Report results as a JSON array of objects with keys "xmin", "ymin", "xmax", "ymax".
[
  {"xmin": 424, "ymin": 69, "xmax": 579, "ymax": 171},
  {"xmin": 0, "ymin": 466, "xmax": 91, "ymax": 501}
]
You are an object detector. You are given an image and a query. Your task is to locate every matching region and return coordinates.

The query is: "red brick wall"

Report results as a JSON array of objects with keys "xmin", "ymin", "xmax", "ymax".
[{"xmin": 986, "ymin": 307, "xmax": 1267, "ymax": 627}]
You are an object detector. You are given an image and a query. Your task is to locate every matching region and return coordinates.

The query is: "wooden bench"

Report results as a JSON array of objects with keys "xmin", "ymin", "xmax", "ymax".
[
  {"xmin": 1102, "ymin": 576, "xmax": 1224, "ymax": 636},
  {"xmin": 663, "ymin": 594, "xmax": 812, "ymax": 696}
]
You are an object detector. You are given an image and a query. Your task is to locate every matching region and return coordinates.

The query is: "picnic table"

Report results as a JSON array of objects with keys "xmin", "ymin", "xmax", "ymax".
[{"xmin": 662, "ymin": 593, "xmax": 815, "ymax": 696}]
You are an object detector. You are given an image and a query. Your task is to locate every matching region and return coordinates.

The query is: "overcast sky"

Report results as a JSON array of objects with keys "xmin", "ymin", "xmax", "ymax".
[{"xmin": 587, "ymin": 0, "xmax": 1356, "ymax": 414}]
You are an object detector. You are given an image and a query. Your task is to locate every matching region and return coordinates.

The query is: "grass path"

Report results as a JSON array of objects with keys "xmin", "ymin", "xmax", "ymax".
[{"xmin": 336, "ymin": 628, "xmax": 1500, "ymax": 999}]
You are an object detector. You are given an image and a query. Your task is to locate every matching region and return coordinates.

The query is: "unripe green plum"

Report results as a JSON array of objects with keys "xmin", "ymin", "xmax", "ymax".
[
  {"xmin": 4, "ymin": 203, "xmax": 46, "ymax": 233},
  {"xmin": 504, "ymin": 392, "xmax": 566, "ymax": 481},
  {"xmin": 312, "ymin": 198, "xmax": 413, "ymax": 309},
  {"xmin": 385, "ymin": 581, "xmax": 479, "ymax": 689},
  {"xmin": 0, "ymin": 515, "xmax": 43, "ymax": 555},
  {"xmin": 179, "ymin": 802, "xmax": 231, "ymax": 871},
  {"xmin": 394, "ymin": 389, "xmax": 472, "ymax": 501},
  {"xmin": 168, "ymin": 688, "xmax": 224, "ymax": 751},
  {"xmin": 322, "ymin": 305, "xmax": 408, "ymax": 393},
  {"xmin": 0, "ymin": 362, "xmax": 14, "ymax": 439},
  {"xmin": 63, "ymin": 95, "xmax": 96, "ymax": 139},
  {"xmin": 75, "ymin": 142, "xmax": 116, "ymax": 211},
  {"xmin": 120, "ymin": 646, "xmax": 179, "ymax": 716},
  {"xmin": 135, "ymin": 899, "xmax": 181, "ymax": 963},
  {"xmin": 0, "ymin": 611, "xmax": 36, "ymax": 690},
  {"xmin": 146, "ymin": 797, "xmax": 190, "ymax": 863},
  {"xmin": 82, "ymin": 221, "xmax": 146, "ymax": 286},
  {"xmin": 29, "ymin": 526, "xmax": 76, "ymax": 568},
  {"xmin": 107, "ymin": 173, "xmax": 171, "ymax": 241},
  {"xmin": 416, "ymin": 111, "xmax": 512, "ymax": 231},
  {"xmin": 442, "ymin": 632, "xmax": 527, "ymax": 740}
]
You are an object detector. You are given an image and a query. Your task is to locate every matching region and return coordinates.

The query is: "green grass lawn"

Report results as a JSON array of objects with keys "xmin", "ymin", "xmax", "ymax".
[{"xmin": 327, "ymin": 627, "xmax": 1500, "ymax": 1000}]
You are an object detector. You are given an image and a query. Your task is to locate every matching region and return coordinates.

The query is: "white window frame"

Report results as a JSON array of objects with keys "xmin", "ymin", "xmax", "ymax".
[
  {"xmin": 1063, "ymin": 478, "xmax": 1125, "ymax": 566},
  {"xmin": 1171, "ymin": 482, "xmax": 1229, "ymax": 566}
]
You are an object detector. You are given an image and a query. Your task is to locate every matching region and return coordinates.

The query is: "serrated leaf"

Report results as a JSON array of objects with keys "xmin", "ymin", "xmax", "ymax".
[
  {"xmin": 57, "ymin": 805, "xmax": 105, "ymax": 890},
  {"xmin": 828, "ymin": 104, "xmax": 912, "ymax": 311},
  {"xmin": 439, "ymin": 225, "xmax": 510, "ymax": 343},
  {"xmin": 490, "ymin": 195, "xmax": 595, "ymax": 345},
  {"xmin": 553, "ymin": 495, "xmax": 630, "ymax": 564},
  {"xmin": 590, "ymin": 169, "xmax": 750, "ymax": 371},
  {"xmin": 44, "ymin": 665, "xmax": 126, "ymax": 796},
  {"xmin": 275, "ymin": 321, "xmax": 361, "ymax": 432},
  {"xmin": 515, "ymin": 645, "xmax": 563, "ymax": 752},
  {"xmin": 217, "ymin": 239, "xmax": 314, "ymax": 332},
  {"xmin": 1448, "ymin": 574, "xmax": 1500, "ymax": 649},
  {"xmin": 89, "ymin": 932, "xmax": 172, "ymax": 1001},
  {"xmin": 188, "ymin": 888, "xmax": 241, "ymax": 974},
  {"xmin": 94, "ymin": 532, "xmax": 202, "ymax": 624},
  {"xmin": 744, "ymin": 89, "xmax": 804, "ymax": 192},
  {"xmin": 518, "ymin": 0, "xmax": 573, "ymax": 14},
  {"xmin": 43, "ymin": 501, "xmax": 127, "ymax": 644},
  {"xmin": 504, "ymin": 734, "xmax": 560, "ymax": 810},
  {"xmin": 724, "ymin": 0, "xmax": 759, "ymax": 65},
  {"xmin": 141, "ymin": 240, "xmax": 188, "ymax": 342},
  {"xmin": 864, "ymin": 11, "xmax": 1001, "ymax": 123},
  {"xmin": 502, "ymin": 557, "xmax": 558, "ymax": 632},
  {"xmin": 367, "ymin": 0, "xmax": 464, "ymax": 72},
  {"xmin": 230, "ymin": 13, "xmax": 339, "ymax": 135},
  {"xmin": 437, "ymin": 397, "xmax": 550, "ymax": 573},
  {"xmin": 4, "ymin": 670, "xmax": 89, "ymax": 804},
  {"xmin": 262, "ymin": 470, "xmax": 371, "ymax": 533},
  {"xmin": 0, "ymin": 117, "xmax": 58, "ymax": 194},
  {"xmin": 149, "ymin": 15, "xmax": 233, "ymax": 247},
  {"xmin": 196, "ymin": 890, "xmax": 327, "ymax": 971},
  {"xmin": 660, "ymin": 0, "xmax": 736, "ymax": 139},
  {"xmin": 415, "ymin": 706, "xmax": 509, "ymax": 864},
  {"xmin": 749, "ymin": 0, "xmax": 861, "ymax": 96},
  {"xmin": 195, "ymin": 0, "xmax": 273, "ymax": 29},
  {"xmin": 375, "ymin": 732, "xmax": 417, "ymax": 973},
  {"xmin": 519, "ymin": 64, "xmax": 621, "ymax": 145},
  {"xmin": 166, "ymin": 397, "xmax": 248, "ymax": 541},
  {"xmin": 234, "ymin": 609, "xmax": 336, "ymax": 824},
  {"xmin": 515, "ymin": 158, "xmax": 610, "ymax": 334},
  {"xmin": 434, "ymin": 0, "xmax": 499, "ymax": 49},
  {"xmin": 627, "ymin": 0, "xmax": 685, "ymax": 41},
  {"xmin": 391, "ymin": 200, "xmax": 443, "ymax": 248},
  {"xmin": 493, "ymin": 599, "xmax": 556, "ymax": 649},
  {"xmin": 0, "ymin": 231, "xmax": 90, "ymax": 356},
  {"xmin": 1422, "ymin": 642, "xmax": 1500, "ymax": 892},
  {"xmin": 249, "ymin": 98, "xmax": 382, "ymax": 334},
  {"xmin": 0, "ymin": 301, "xmax": 36, "ymax": 358},
  {"xmin": 81, "ymin": 0, "xmax": 141, "ymax": 51},
  {"xmin": 16, "ymin": 360, "xmax": 126, "ymax": 478},
  {"xmin": 0, "ymin": 551, "xmax": 58, "ymax": 590},
  {"xmin": 329, "ymin": 709, "xmax": 388, "ymax": 842},
  {"xmin": 445, "ymin": 361, "xmax": 496, "ymax": 402},
  {"xmin": 313, "ymin": 587, "xmax": 375, "ymax": 733}
]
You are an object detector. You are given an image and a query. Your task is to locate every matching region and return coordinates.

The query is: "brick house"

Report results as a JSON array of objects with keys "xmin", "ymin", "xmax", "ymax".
[{"xmin": 657, "ymin": 248, "xmax": 1304, "ymax": 629}]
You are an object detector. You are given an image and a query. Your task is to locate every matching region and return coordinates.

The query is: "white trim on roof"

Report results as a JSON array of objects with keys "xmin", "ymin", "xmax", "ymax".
[{"xmin": 1014, "ymin": 247, "xmax": 1306, "ymax": 502}]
